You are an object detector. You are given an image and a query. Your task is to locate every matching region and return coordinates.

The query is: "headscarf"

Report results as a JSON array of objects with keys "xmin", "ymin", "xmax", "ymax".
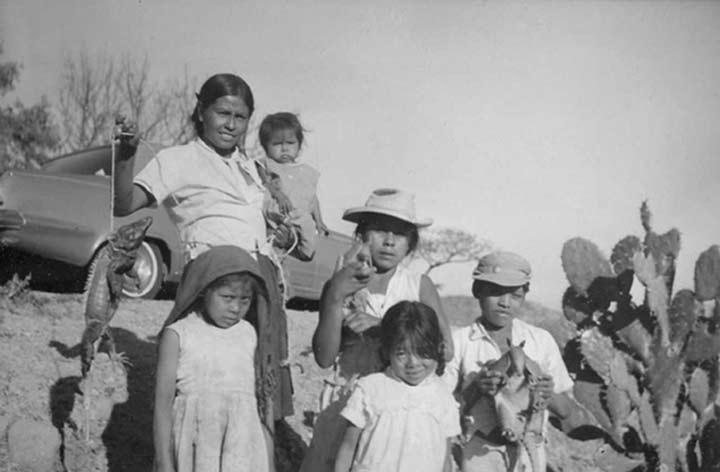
[
  {"xmin": 163, "ymin": 245, "xmax": 267, "ymax": 326},
  {"xmin": 161, "ymin": 245, "xmax": 276, "ymax": 430}
]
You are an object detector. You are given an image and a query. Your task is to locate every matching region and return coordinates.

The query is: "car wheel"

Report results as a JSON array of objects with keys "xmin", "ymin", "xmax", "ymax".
[{"xmin": 121, "ymin": 241, "xmax": 166, "ymax": 299}]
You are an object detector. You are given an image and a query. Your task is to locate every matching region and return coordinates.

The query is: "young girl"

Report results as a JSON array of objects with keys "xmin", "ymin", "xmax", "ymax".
[
  {"xmin": 153, "ymin": 246, "xmax": 274, "ymax": 472},
  {"xmin": 335, "ymin": 301, "xmax": 461, "ymax": 472},
  {"xmin": 300, "ymin": 188, "xmax": 454, "ymax": 472},
  {"xmin": 259, "ymin": 112, "xmax": 329, "ymax": 260}
]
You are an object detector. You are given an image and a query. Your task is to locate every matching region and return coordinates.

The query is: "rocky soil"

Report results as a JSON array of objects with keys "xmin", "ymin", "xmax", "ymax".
[{"xmin": 0, "ymin": 289, "xmax": 601, "ymax": 471}]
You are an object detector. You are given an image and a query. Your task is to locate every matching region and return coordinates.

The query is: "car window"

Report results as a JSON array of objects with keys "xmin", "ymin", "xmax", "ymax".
[{"xmin": 43, "ymin": 147, "xmax": 111, "ymax": 175}]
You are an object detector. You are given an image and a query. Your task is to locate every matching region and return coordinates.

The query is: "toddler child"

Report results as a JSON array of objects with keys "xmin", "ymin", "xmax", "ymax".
[
  {"xmin": 259, "ymin": 112, "xmax": 329, "ymax": 260},
  {"xmin": 153, "ymin": 246, "xmax": 274, "ymax": 472},
  {"xmin": 335, "ymin": 300, "xmax": 460, "ymax": 472}
]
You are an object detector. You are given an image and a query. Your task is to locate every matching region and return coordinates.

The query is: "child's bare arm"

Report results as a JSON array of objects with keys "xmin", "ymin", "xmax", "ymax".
[
  {"xmin": 334, "ymin": 422, "xmax": 362, "ymax": 472},
  {"xmin": 313, "ymin": 242, "xmax": 374, "ymax": 367},
  {"xmin": 311, "ymin": 195, "xmax": 330, "ymax": 234},
  {"xmin": 154, "ymin": 329, "xmax": 180, "ymax": 472},
  {"xmin": 419, "ymin": 274, "xmax": 454, "ymax": 360}
]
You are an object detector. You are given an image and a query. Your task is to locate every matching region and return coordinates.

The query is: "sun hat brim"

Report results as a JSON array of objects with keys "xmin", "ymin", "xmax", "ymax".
[{"xmin": 342, "ymin": 207, "xmax": 432, "ymax": 228}]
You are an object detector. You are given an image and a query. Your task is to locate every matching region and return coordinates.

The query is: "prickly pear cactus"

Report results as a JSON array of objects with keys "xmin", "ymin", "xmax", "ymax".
[
  {"xmin": 695, "ymin": 245, "xmax": 720, "ymax": 301},
  {"xmin": 561, "ymin": 238, "xmax": 613, "ymax": 296},
  {"xmin": 559, "ymin": 201, "xmax": 720, "ymax": 472}
]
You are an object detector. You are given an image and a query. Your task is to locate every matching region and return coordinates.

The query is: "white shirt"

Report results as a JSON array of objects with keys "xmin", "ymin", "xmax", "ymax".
[
  {"xmin": 442, "ymin": 318, "xmax": 573, "ymax": 395},
  {"xmin": 134, "ymin": 139, "xmax": 268, "ymax": 259}
]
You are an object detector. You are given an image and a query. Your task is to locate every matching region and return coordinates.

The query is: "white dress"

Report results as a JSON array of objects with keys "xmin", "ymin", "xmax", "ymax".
[
  {"xmin": 166, "ymin": 313, "xmax": 269, "ymax": 472},
  {"xmin": 341, "ymin": 370, "xmax": 461, "ymax": 472},
  {"xmin": 299, "ymin": 265, "xmax": 422, "ymax": 472}
]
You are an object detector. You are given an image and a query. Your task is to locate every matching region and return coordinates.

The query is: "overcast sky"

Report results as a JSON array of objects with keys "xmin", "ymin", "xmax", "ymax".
[{"xmin": 3, "ymin": 0, "xmax": 719, "ymax": 308}]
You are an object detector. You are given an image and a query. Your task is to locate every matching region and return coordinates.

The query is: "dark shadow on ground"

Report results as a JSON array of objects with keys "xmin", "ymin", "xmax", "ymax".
[
  {"xmin": 102, "ymin": 327, "xmax": 157, "ymax": 472},
  {"xmin": 49, "ymin": 375, "xmax": 82, "ymax": 465}
]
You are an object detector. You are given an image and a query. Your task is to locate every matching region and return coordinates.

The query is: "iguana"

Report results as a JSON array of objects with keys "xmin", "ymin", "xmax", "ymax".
[{"xmin": 80, "ymin": 216, "xmax": 153, "ymax": 376}]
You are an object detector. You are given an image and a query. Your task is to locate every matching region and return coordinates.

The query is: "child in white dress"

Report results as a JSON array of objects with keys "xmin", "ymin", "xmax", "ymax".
[
  {"xmin": 335, "ymin": 301, "xmax": 461, "ymax": 472},
  {"xmin": 300, "ymin": 188, "xmax": 454, "ymax": 472},
  {"xmin": 153, "ymin": 246, "xmax": 273, "ymax": 472}
]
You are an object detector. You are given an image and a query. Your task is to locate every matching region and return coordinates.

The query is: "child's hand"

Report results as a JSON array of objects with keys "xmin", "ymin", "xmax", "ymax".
[
  {"xmin": 343, "ymin": 311, "xmax": 380, "ymax": 334},
  {"xmin": 113, "ymin": 115, "xmax": 140, "ymax": 161},
  {"xmin": 329, "ymin": 242, "xmax": 375, "ymax": 300},
  {"xmin": 267, "ymin": 177, "xmax": 294, "ymax": 214},
  {"xmin": 473, "ymin": 366, "xmax": 505, "ymax": 396},
  {"xmin": 317, "ymin": 221, "xmax": 330, "ymax": 236}
]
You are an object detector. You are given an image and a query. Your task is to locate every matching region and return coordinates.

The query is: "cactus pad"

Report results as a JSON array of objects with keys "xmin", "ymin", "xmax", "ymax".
[
  {"xmin": 668, "ymin": 289, "xmax": 698, "ymax": 347},
  {"xmin": 647, "ymin": 348, "xmax": 683, "ymax": 421},
  {"xmin": 574, "ymin": 380, "xmax": 618, "ymax": 444},
  {"xmin": 658, "ymin": 417, "xmax": 680, "ymax": 470},
  {"xmin": 609, "ymin": 353, "xmax": 640, "ymax": 406},
  {"xmin": 637, "ymin": 391, "xmax": 659, "ymax": 446},
  {"xmin": 695, "ymin": 245, "xmax": 720, "ymax": 301},
  {"xmin": 699, "ymin": 416, "xmax": 720, "ymax": 470},
  {"xmin": 685, "ymin": 326, "xmax": 720, "ymax": 363},
  {"xmin": 561, "ymin": 237, "xmax": 613, "ymax": 296},
  {"xmin": 580, "ymin": 327, "xmax": 615, "ymax": 382},
  {"xmin": 688, "ymin": 367, "xmax": 710, "ymax": 416},
  {"xmin": 646, "ymin": 276, "xmax": 670, "ymax": 348},
  {"xmin": 593, "ymin": 444, "xmax": 645, "ymax": 472},
  {"xmin": 604, "ymin": 383, "xmax": 632, "ymax": 433},
  {"xmin": 615, "ymin": 318, "xmax": 652, "ymax": 365},
  {"xmin": 632, "ymin": 252, "xmax": 657, "ymax": 286},
  {"xmin": 611, "ymin": 235, "xmax": 642, "ymax": 276},
  {"xmin": 645, "ymin": 228, "xmax": 681, "ymax": 277}
]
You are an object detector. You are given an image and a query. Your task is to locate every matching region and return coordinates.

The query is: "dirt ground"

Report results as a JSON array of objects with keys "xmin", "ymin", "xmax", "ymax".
[{"xmin": 0, "ymin": 290, "xmax": 602, "ymax": 471}]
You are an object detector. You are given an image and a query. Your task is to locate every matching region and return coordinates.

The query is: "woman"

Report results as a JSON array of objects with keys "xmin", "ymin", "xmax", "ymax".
[{"xmin": 113, "ymin": 73, "xmax": 295, "ymax": 425}]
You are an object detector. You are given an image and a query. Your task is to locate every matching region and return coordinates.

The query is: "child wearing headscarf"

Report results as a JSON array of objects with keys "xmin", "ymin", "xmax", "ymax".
[{"xmin": 153, "ymin": 246, "xmax": 278, "ymax": 472}]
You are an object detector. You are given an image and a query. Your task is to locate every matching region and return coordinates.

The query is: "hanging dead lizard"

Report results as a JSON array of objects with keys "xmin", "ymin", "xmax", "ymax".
[{"xmin": 80, "ymin": 216, "xmax": 153, "ymax": 376}]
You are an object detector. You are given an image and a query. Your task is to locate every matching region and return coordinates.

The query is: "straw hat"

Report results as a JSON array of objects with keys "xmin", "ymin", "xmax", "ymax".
[{"xmin": 342, "ymin": 188, "xmax": 432, "ymax": 228}]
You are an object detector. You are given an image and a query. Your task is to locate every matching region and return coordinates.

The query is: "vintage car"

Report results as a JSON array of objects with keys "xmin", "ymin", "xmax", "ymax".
[{"xmin": 0, "ymin": 143, "xmax": 353, "ymax": 301}]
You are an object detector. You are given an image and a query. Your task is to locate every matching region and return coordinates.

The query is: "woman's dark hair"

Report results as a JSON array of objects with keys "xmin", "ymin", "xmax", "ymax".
[
  {"xmin": 191, "ymin": 73, "xmax": 255, "ymax": 136},
  {"xmin": 258, "ymin": 112, "xmax": 306, "ymax": 152},
  {"xmin": 354, "ymin": 218, "xmax": 420, "ymax": 254},
  {"xmin": 471, "ymin": 280, "xmax": 530, "ymax": 299},
  {"xmin": 379, "ymin": 301, "xmax": 445, "ymax": 375}
]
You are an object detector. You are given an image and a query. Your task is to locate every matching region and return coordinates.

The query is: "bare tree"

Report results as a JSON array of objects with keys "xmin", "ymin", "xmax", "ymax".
[
  {"xmin": 416, "ymin": 227, "xmax": 493, "ymax": 275},
  {"xmin": 57, "ymin": 50, "xmax": 196, "ymax": 153}
]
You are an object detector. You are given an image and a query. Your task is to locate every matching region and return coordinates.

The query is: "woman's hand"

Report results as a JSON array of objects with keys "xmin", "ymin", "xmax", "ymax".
[
  {"xmin": 343, "ymin": 311, "xmax": 380, "ymax": 334},
  {"xmin": 272, "ymin": 222, "xmax": 296, "ymax": 250},
  {"xmin": 113, "ymin": 115, "xmax": 140, "ymax": 161}
]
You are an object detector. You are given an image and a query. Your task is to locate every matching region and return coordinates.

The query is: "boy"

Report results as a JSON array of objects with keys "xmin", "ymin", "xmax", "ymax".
[
  {"xmin": 443, "ymin": 251, "xmax": 574, "ymax": 471},
  {"xmin": 258, "ymin": 112, "xmax": 329, "ymax": 261}
]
